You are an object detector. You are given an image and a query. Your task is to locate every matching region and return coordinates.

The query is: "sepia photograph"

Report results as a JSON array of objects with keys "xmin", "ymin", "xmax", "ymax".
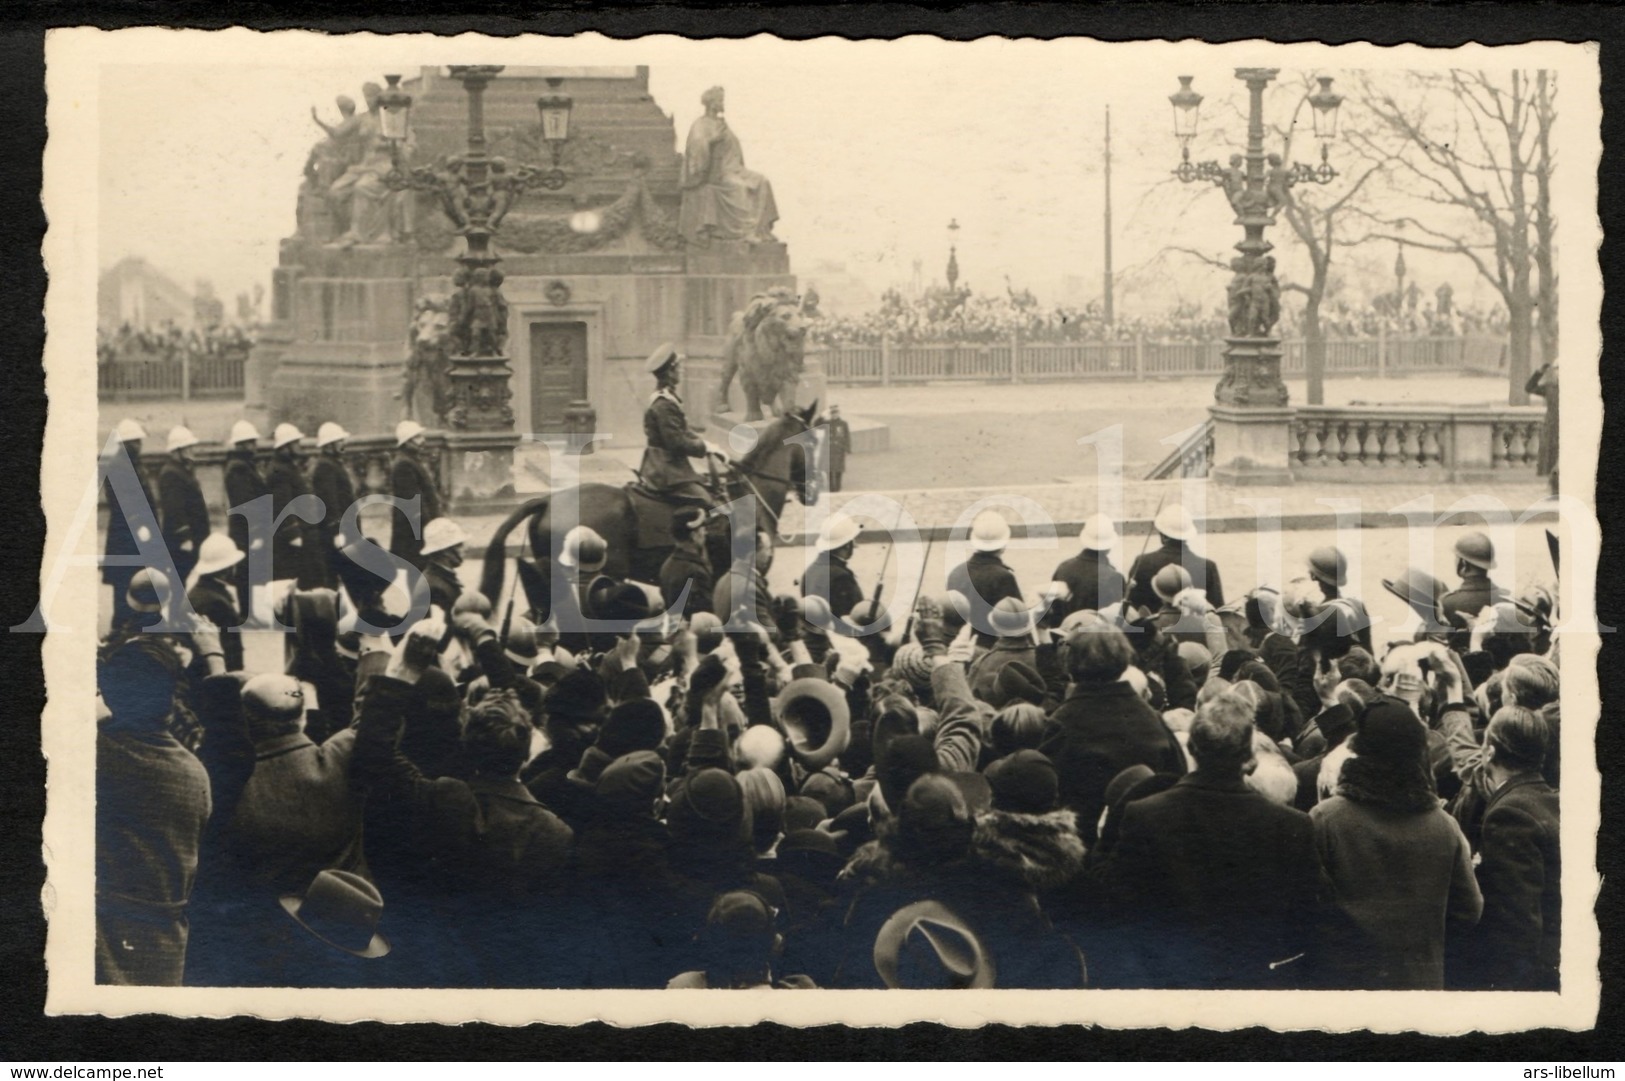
[{"xmin": 35, "ymin": 27, "xmax": 1603, "ymax": 1032}]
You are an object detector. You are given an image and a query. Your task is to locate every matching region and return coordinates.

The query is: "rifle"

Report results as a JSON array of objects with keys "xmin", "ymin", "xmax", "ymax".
[
  {"xmin": 1119, "ymin": 489, "xmax": 1170, "ymax": 625},
  {"xmin": 903, "ymin": 530, "xmax": 936, "ymax": 643},
  {"xmin": 867, "ymin": 505, "xmax": 905, "ymax": 616}
]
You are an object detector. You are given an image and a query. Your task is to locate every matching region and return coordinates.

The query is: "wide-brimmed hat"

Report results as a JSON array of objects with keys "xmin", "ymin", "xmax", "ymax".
[
  {"xmin": 969, "ymin": 510, "xmax": 1011, "ymax": 552},
  {"xmin": 645, "ymin": 342, "xmax": 680, "ymax": 374},
  {"xmin": 166, "ymin": 426, "xmax": 199, "ymax": 453},
  {"xmin": 815, "ymin": 514, "xmax": 861, "ymax": 553},
  {"xmin": 1077, "ymin": 514, "xmax": 1118, "ymax": 550},
  {"xmin": 774, "ymin": 677, "xmax": 851, "ymax": 769},
  {"xmin": 279, "ymin": 869, "xmax": 391, "ymax": 958},
  {"xmin": 557, "ymin": 525, "xmax": 607, "ymax": 572},
  {"xmin": 1152, "ymin": 563, "xmax": 1193, "ymax": 603},
  {"xmin": 873, "ymin": 899, "xmax": 995, "ymax": 989},
  {"xmin": 988, "ymin": 595, "xmax": 1038, "ymax": 638},
  {"xmin": 192, "ymin": 532, "xmax": 245, "ymax": 580},
  {"xmin": 1154, "ymin": 504, "xmax": 1197, "ymax": 542}
]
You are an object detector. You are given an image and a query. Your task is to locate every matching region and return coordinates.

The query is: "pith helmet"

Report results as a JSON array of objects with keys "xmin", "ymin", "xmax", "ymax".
[
  {"xmin": 316, "ymin": 421, "xmax": 351, "ymax": 448},
  {"xmin": 114, "ymin": 418, "xmax": 147, "ymax": 444},
  {"xmin": 969, "ymin": 510, "xmax": 1011, "ymax": 552},
  {"xmin": 395, "ymin": 420, "xmax": 426, "ymax": 447},
  {"xmin": 272, "ymin": 423, "xmax": 305, "ymax": 450},
  {"xmin": 166, "ymin": 426, "xmax": 199, "ymax": 453},
  {"xmin": 1154, "ymin": 504, "xmax": 1196, "ymax": 542},
  {"xmin": 420, "ymin": 517, "xmax": 468, "ymax": 557},
  {"xmin": 228, "ymin": 420, "xmax": 261, "ymax": 445},
  {"xmin": 816, "ymin": 514, "xmax": 862, "ymax": 553}
]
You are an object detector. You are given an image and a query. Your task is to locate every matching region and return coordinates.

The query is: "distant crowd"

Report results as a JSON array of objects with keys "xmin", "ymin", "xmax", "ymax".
[
  {"xmin": 98, "ymin": 321, "xmax": 256, "ymax": 366},
  {"xmin": 809, "ymin": 284, "xmax": 1505, "ymax": 347}
]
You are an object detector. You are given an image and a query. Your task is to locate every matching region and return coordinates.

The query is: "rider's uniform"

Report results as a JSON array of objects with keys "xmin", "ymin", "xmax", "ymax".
[{"xmin": 639, "ymin": 386, "xmax": 712, "ymax": 506}]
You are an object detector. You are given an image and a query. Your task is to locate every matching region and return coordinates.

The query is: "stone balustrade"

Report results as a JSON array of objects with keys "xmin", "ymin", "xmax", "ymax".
[{"xmin": 1287, "ymin": 404, "xmax": 1545, "ymax": 483}]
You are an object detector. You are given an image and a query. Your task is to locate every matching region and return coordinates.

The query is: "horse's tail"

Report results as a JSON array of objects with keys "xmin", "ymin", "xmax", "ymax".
[{"xmin": 479, "ymin": 495, "xmax": 549, "ymax": 604}]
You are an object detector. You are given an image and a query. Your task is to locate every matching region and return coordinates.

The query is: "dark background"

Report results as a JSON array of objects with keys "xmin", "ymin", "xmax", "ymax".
[{"xmin": 2, "ymin": 1, "xmax": 1619, "ymax": 1061}]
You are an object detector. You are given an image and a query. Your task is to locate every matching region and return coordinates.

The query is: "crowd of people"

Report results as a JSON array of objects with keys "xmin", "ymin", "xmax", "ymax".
[
  {"xmin": 97, "ymin": 413, "xmax": 1561, "ymax": 992},
  {"xmin": 97, "ymin": 320, "xmax": 255, "ymax": 367},
  {"xmin": 808, "ymin": 284, "xmax": 1505, "ymax": 348}
]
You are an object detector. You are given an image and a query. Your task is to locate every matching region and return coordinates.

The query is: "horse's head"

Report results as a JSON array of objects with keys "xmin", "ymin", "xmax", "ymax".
[{"xmin": 736, "ymin": 401, "xmax": 822, "ymax": 510}]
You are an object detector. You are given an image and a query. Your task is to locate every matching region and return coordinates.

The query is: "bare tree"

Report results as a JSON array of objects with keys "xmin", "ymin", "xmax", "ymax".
[{"xmin": 1353, "ymin": 69, "xmax": 1557, "ymax": 405}]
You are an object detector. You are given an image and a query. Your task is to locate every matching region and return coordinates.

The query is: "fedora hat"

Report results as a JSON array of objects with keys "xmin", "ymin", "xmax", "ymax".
[
  {"xmin": 1077, "ymin": 513, "xmax": 1118, "ymax": 550},
  {"xmin": 774, "ymin": 677, "xmax": 851, "ymax": 770},
  {"xmin": 279, "ymin": 869, "xmax": 391, "ymax": 958},
  {"xmin": 873, "ymin": 899, "xmax": 995, "ymax": 989},
  {"xmin": 1381, "ymin": 567, "xmax": 1446, "ymax": 625},
  {"xmin": 969, "ymin": 510, "xmax": 1011, "ymax": 552},
  {"xmin": 815, "ymin": 514, "xmax": 862, "ymax": 553},
  {"xmin": 557, "ymin": 525, "xmax": 607, "ymax": 572}
]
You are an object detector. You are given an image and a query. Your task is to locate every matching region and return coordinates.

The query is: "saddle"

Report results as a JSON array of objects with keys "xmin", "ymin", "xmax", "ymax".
[{"xmin": 627, "ymin": 482, "xmax": 710, "ymax": 551}]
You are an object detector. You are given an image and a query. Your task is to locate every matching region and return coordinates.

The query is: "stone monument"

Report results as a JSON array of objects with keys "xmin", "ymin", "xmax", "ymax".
[{"xmin": 250, "ymin": 65, "xmax": 821, "ymax": 510}]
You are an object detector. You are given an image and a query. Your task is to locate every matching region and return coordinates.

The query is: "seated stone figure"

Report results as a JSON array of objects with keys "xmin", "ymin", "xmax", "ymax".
[{"xmin": 679, "ymin": 86, "xmax": 780, "ymax": 245}]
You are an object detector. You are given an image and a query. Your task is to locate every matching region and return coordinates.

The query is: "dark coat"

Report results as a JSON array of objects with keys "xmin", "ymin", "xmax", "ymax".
[
  {"xmin": 1441, "ymin": 572, "xmax": 1509, "ymax": 633},
  {"xmin": 1103, "ymin": 771, "xmax": 1323, "ymax": 989},
  {"xmin": 826, "ymin": 417, "xmax": 851, "ymax": 477},
  {"xmin": 1127, "ymin": 540, "xmax": 1224, "ymax": 614},
  {"xmin": 947, "ymin": 551, "xmax": 1023, "ymax": 647},
  {"xmin": 96, "ymin": 722, "xmax": 212, "ymax": 986},
  {"xmin": 713, "ymin": 562, "xmax": 776, "ymax": 630},
  {"xmin": 1310, "ymin": 793, "xmax": 1483, "ymax": 990},
  {"xmin": 222, "ymin": 450, "xmax": 268, "ymax": 571},
  {"xmin": 659, "ymin": 543, "xmax": 714, "ymax": 618},
  {"xmin": 1050, "ymin": 548, "xmax": 1125, "ymax": 620},
  {"xmin": 309, "ymin": 451, "xmax": 359, "ymax": 556},
  {"xmin": 187, "ymin": 577, "xmax": 244, "ymax": 670},
  {"xmin": 158, "ymin": 457, "xmax": 210, "ymax": 569},
  {"xmin": 1039, "ymin": 680, "xmax": 1187, "ymax": 843},
  {"xmin": 389, "ymin": 448, "xmax": 442, "ymax": 566},
  {"xmin": 264, "ymin": 452, "xmax": 313, "ymax": 583},
  {"xmin": 1464, "ymin": 773, "xmax": 1560, "ymax": 990},
  {"xmin": 354, "ymin": 676, "xmax": 580, "ymax": 987},
  {"xmin": 802, "ymin": 550, "xmax": 862, "ymax": 619},
  {"xmin": 102, "ymin": 444, "xmax": 158, "ymax": 582},
  {"xmin": 572, "ymin": 812, "xmax": 689, "ymax": 987},
  {"xmin": 424, "ymin": 559, "xmax": 464, "ymax": 615},
  {"xmin": 640, "ymin": 388, "xmax": 708, "ymax": 496}
]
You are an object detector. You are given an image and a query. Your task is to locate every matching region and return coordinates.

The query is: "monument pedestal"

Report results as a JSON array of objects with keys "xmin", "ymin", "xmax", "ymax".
[
  {"xmin": 442, "ymin": 430, "xmax": 521, "ymax": 514},
  {"xmin": 1209, "ymin": 404, "xmax": 1295, "ymax": 486}
]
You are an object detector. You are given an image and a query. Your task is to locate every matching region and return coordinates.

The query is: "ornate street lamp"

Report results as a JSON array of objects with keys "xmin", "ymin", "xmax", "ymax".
[
  {"xmin": 378, "ymin": 67, "xmax": 579, "ymax": 432},
  {"xmin": 1169, "ymin": 69, "xmax": 1342, "ymax": 407}
]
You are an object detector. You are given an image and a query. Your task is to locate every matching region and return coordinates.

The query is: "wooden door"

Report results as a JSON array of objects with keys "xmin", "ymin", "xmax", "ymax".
[{"xmin": 530, "ymin": 320, "xmax": 589, "ymax": 433}]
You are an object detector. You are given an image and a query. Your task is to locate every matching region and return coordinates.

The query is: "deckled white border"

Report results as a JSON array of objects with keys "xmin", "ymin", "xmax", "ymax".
[{"xmin": 41, "ymin": 27, "xmax": 1604, "ymax": 1032}]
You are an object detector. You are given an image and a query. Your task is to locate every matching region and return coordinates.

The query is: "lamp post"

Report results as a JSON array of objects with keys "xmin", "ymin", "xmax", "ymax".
[
  {"xmin": 378, "ymin": 67, "xmax": 575, "ymax": 432},
  {"xmin": 1169, "ymin": 67, "xmax": 1342, "ymax": 484},
  {"xmin": 945, "ymin": 217, "xmax": 961, "ymax": 291},
  {"xmin": 1169, "ymin": 68, "xmax": 1342, "ymax": 408}
]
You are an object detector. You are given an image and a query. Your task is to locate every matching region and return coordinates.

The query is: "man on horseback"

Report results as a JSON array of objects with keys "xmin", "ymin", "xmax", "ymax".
[{"xmin": 640, "ymin": 343, "xmax": 725, "ymax": 510}]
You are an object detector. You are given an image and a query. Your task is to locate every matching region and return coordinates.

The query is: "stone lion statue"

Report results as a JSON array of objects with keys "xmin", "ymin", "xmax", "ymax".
[{"xmin": 714, "ymin": 288, "xmax": 808, "ymax": 421}]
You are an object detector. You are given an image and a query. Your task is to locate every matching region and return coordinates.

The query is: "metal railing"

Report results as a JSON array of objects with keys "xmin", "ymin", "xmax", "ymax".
[
  {"xmin": 817, "ymin": 334, "xmax": 1508, "ymax": 385},
  {"xmin": 97, "ymin": 351, "xmax": 248, "ymax": 401}
]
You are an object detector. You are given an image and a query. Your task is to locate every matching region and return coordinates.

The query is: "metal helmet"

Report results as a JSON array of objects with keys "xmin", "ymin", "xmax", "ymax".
[
  {"xmin": 272, "ymin": 423, "xmax": 305, "ymax": 450},
  {"xmin": 503, "ymin": 615, "xmax": 540, "ymax": 667},
  {"xmin": 1453, "ymin": 531, "xmax": 1497, "ymax": 571},
  {"xmin": 1152, "ymin": 563, "xmax": 1193, "ymax": 603},
  {"xmin": 557, "ymin": 525, "xmax": 608, "ymax": 572},
  {"xmin": 166, "ymin": 426, "xmax": 199, "ymax": 453},
  {"xmin": 1306, "ymin": 546, "xmax": 1348, "ymax": 588}
]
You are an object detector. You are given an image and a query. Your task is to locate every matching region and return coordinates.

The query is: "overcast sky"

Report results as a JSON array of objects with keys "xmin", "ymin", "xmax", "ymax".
[{"xmin": 91, "ymin": 32, "xmax": 1520, "ymax": 318}]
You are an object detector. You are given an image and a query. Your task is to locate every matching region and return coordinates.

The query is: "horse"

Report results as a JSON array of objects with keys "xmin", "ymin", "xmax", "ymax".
[{"xmin": 478, "ymin": 403, "xmax": 824, "ymax": 618}]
